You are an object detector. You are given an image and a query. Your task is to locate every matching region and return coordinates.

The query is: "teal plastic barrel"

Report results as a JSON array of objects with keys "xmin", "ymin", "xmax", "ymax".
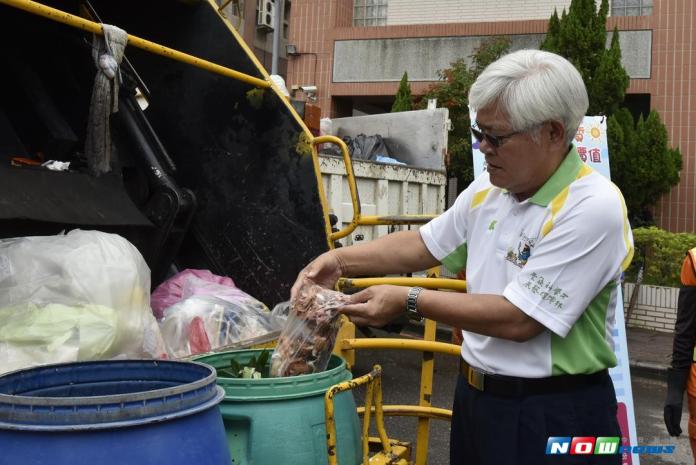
[{"xmin": 195, "ymin": 350, "xmax": 361, "ymax": 465}]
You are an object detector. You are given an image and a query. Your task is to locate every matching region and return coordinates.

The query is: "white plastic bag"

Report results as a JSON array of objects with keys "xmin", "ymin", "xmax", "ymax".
[{"xmin": 0, "ymin": 229, "xmax": 165, "ymax": 374}]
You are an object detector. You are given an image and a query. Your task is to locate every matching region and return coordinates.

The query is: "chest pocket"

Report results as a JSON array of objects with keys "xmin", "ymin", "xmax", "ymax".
[{"xmin": 496, "ymin": 206, "xmax": 547, "ymax": 268}]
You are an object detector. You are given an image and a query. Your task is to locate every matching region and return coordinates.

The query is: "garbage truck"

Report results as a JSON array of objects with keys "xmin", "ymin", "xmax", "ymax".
[{"xmin": 0, "ymin": 1, "xmax": 464, "ymax": 464}]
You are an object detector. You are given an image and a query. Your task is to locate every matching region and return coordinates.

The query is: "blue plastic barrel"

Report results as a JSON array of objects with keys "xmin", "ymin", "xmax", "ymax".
[{"xmin": 0, "ymin": 360, "xmax": 230, "ymax": 465}]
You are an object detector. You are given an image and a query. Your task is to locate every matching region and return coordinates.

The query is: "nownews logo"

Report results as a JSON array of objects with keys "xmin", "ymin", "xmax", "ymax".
[{"xmin": 546, "ymin": 437, "xmax": 675, "ymax": 455}]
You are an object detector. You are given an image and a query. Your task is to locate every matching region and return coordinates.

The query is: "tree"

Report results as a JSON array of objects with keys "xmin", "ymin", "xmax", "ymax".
[
  {"xmin": 541, "ymin": 0, "xmax": 627, "ymax": 116},
  {"xmin": 420, "ymin": 37, "xmax": 511, "ymax": 191},
  {"xmin": 608, "ymin": 109, "xmax": 682, "ymax": 225},
  {"xmin": 542, "ymin": 0, "xmax": 680, "ymax": 224},
  {"xmin": 391, "ymin": 71, "xmax": 412, "ymax": 112},
  {"xmin": 592, "ymin": 28, "xmax": 629, "ymax": 116}
]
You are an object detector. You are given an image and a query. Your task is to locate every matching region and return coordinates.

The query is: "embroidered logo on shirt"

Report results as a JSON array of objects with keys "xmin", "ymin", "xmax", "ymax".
[
  {"xmin": 488, "ymin": 220, "xmax": 497, "ymax": 231},
  {"xmin": 505, "ymin": 233, "xmax": 537, "ymax": 268},
  {"xmin": 523, "ymin": 273, "xmax": 568, "ymax": 310}
]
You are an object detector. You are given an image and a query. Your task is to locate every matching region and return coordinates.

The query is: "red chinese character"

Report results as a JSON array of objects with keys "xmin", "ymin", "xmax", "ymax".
[
  {"xmin": 575, "ymin": 127, "xmax": 585, "ymax": 142},
  {"xmin": 577, "ymin": 146, "xmax": 587, "ymax": 162},
  {"xmin": 589, "ymin": 148, "xmax": 601, "ymax": 163}
]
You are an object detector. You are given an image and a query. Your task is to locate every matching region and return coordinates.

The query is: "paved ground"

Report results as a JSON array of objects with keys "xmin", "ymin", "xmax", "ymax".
[{"xmin": 347, "ymin": 325, "xmax": 689, "ymax": 465}]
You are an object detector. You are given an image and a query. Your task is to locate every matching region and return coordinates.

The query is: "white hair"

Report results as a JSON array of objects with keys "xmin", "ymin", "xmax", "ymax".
[{"xmin": 469, "ymin": 49, "xmax": 589, "ymax": 146}]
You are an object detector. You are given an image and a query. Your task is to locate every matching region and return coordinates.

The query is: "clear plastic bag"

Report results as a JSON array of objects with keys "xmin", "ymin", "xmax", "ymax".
[
  {"xmin": 270, "ymin": 284, "xmax": 350, "ymax": 377},
  {"xmin": 0, "ymin": 229, "xmax": 166, "ymax": 374},
  {"xmin": 159, "ymin": 295, "xmax": 281, "ymax": 358}
]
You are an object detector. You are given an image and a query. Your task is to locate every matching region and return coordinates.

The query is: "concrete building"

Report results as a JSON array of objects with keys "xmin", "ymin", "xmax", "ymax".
[{"xmin": 281, "ymin": 0, "xmax": 695, "ymax": 233}]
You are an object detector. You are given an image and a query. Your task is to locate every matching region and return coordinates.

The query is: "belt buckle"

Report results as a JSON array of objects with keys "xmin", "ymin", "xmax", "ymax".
[{"xmin": 467, "ymin": 367, "xmax": 485, "ymax": 391}]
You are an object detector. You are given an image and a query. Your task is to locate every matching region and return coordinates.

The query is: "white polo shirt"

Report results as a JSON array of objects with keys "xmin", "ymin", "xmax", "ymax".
[{"xmin": 420, "ymin": 147, "xmax": 634, "ymax": 377}]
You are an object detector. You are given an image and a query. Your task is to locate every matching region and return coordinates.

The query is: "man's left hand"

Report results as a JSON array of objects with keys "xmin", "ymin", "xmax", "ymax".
[{"xmin": 340, "ymin": 285, "xmax": 409, "ymax": 327}]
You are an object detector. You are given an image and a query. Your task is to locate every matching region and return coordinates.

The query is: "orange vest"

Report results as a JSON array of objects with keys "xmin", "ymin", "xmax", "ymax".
[
  {"xmin": 683, "ymin": 248, "xmax": 696, "ymax": 286},
  {"xmin": 683, "ymin": 248, "xmax": 696, "ymax": 395}
]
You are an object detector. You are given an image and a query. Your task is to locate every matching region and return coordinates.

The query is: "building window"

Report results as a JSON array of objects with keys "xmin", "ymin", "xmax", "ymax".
[
  {"xmin": 611, "ymin": 0, "xmax": 652, "ymax": 16},
  {"xmin": 353, "ymin": 0, "xmax": 388, "ymax": 26}
]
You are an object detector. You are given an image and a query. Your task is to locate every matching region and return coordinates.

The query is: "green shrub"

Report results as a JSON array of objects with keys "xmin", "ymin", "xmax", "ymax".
[{"xmin": 625, "ymin": 227, "xmax": 696, "ymax": 287}]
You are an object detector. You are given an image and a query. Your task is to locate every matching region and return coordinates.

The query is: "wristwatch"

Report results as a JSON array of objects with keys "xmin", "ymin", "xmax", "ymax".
[{"xmin": 406, "ymin": 286, "xmax": 424, "ymax": 322}]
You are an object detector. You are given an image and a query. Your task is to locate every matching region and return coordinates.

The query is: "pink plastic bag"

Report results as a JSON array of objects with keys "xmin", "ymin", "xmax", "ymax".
[{"xmin": 151, "ymin": 269, "xmax": 236, "ymax": 319}]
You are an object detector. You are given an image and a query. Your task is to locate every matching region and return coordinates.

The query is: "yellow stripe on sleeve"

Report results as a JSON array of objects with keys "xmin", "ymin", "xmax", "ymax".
[
  {"xmin": 470, "ymin": 187, "xmax": 492, "ymax": 210},
  {"xmin": 611, "ymin": 183, "xmax": 634, "ymax": 271},
  {"xmin": 541, "ymin": 165, "xmax": 593, "ymax": 238}
]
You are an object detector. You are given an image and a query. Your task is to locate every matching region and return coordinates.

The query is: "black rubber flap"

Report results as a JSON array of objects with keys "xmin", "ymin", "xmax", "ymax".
[{"xmin": 0, "ymin": 165, "xmax": 152, "ymax": 226}]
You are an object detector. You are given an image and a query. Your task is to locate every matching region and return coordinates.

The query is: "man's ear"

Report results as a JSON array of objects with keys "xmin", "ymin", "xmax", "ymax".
[{"xmin": 547, "ymin": 120, "xmax": 567, "ymax": 145}]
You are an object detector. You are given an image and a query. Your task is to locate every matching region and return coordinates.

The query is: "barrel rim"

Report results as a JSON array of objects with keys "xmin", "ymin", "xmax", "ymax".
[
  {"xmin": 0, "ymin": 386, "xmax": 226, "ymax": 431},
  {"xmin": 195, "ymin": 349, "xmax": 354, "ymax": 401},
  {"xmin": 0, "ymin": 359, "xmax": 216, "ymax": 406}
]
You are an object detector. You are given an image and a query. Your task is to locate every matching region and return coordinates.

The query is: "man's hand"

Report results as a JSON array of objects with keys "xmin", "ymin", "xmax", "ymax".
[
  {"xmin": 290, "ymin": 251, "xmax": 345, "ymax": 300},
  {"xmin": 340, "ymin": 285, "xmax": 409, "ymax": 327},
  {"xmin": 664, "ymin": 367, "xmax": 689, "ymax": 436}
]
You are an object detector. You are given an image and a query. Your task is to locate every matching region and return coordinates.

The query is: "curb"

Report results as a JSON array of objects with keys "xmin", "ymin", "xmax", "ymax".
[{"xmin": 629, "ymin": 360, "xmax": 668, "ymax": 380}]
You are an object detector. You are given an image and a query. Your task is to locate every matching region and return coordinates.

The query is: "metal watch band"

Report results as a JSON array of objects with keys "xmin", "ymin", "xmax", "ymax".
[{"xmin": 406, "ymin": 286, "xmax": 424, "ymax": 322}]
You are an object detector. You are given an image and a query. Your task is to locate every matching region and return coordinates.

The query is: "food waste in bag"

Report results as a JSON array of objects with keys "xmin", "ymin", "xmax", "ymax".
[{"xmin": 270, "ymin": 284, "xmax": 350, "ymax": 377}]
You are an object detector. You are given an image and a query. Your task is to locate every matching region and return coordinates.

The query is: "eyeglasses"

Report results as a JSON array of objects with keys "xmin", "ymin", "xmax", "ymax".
[{"xmin": 470, "ymin": 124, "xmax": 521, "ymax": 148}]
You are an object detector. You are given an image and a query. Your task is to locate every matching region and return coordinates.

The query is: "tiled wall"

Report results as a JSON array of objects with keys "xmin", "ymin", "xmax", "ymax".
[
  {"xmin": 388, "ymin": 0, "xmax": 573, "ymax": 25},
  {"xmin": 623, "ymin": 283, "xmax": 679, "ymax": 333}
]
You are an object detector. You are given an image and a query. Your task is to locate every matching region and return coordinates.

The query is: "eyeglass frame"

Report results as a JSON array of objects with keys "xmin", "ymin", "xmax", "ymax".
[{"xmin": 470, "ymin": 122, "xmax": 523, "ymax": 148}]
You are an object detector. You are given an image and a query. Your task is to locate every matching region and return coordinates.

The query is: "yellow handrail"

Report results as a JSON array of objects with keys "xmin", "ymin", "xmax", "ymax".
[
  {"xmin": 335, "ymin": 329, "xmax": 462, "ymax": 465},
  {"xmin": 340, "ymin": 338, "xmax": 461, "ymax": 357},
  {"xmin": 312, "ymin": 135, "xmax": 362, "ymax": 241},
  {"xmin": 0, "ymin": 0, "xmax": 270, "ymax": 88},
  {"xmin": 325, "ymin": 365, "xmax": 392, "ymax": 465},
  {"xmin": 356, "ymin": 215, "xmax": 437, "ymax": 226},
  {"xmin": 339, "ymin": 277, "xmax": 467, "ymax": 292},
  {"xmin": 357, "ymin": 405, "xmax": 452, "ymax": 421}
]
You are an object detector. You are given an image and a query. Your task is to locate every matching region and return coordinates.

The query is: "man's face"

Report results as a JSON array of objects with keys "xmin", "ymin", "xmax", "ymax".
[{"xmin": 475, "ymin": 104, "xmax": 562, "ymax": 201}]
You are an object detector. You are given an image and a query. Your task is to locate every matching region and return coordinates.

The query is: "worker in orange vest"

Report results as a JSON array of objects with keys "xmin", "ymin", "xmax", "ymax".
[{"xmin": 664, "ymin": 247, "xmax": 696, "ymax": 460}]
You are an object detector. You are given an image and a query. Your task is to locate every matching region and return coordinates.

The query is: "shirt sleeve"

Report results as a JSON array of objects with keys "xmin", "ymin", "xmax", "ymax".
[
  {"xmin": 503, "ymin": 180, "xmax": 633, "ymax": 337},
  {"xmin": 419, "ymin": 175, "xmax": 486, "ymax": 274}
]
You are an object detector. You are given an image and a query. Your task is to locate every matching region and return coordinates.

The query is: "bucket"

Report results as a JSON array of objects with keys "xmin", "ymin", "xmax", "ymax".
[
  {"xmin": 195, "ymin": 349, "xmax": 362, "ymax": 465},
  {"xmin": 0, "ymin": 360, "xmax": 230, "ymax": 465}
]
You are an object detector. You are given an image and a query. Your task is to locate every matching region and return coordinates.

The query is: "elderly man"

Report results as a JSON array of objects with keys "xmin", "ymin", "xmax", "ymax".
[{"xmin": 293, "ymin": 49, "xmax": 633, "ymax": 465}]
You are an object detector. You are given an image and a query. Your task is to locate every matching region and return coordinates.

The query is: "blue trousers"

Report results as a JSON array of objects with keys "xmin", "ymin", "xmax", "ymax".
[{"xmin": 450, "ymin": 372, "xmax": 622, "ymax": 465}]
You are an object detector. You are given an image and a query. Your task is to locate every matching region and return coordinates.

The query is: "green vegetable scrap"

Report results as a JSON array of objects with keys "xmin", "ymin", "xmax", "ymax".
[{"xmin": 216, "ymin": 350, "xmax": 271, "ymax": 379}]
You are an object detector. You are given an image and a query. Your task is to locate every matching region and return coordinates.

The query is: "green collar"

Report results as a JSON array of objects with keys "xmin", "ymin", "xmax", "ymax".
[{"xmin": 529, "ymin": 146, "xmax": 583, "ymax": 207}]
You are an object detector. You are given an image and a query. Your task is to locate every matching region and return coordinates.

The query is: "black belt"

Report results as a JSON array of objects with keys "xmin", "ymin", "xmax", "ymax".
[{"xmin": 460, "ymin": 360, "xmax": 609, "ymax": 397}]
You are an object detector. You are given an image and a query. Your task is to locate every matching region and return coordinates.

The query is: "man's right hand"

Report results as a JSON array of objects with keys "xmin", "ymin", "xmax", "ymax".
[{"xmin": 290, "ymin": 251, "xmax": 346, "ymax": 300}]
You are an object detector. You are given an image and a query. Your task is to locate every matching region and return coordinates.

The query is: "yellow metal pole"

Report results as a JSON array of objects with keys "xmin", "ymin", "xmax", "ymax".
[
  {"xmin": 356, "ymin": 215, "xmax": 437, "ymax": 226},
  {"xmin": 325, "ymin": 366, "xmax": 384, "ymax": 465},
  {"xmin": 1, "ymin": 0, "xmax": 270, "ymax": 88},
  {"xmin": 357, "ymin": 405, "xmax": 452, "ymax": 421},
  {"xmin": 340, "ymin": 338, "xmax": 462, "ymax": 356},
  {"xmin": 372, "ymin": 376, "xmax": 393, "ymax": 455},
  {"xmin": 362, "ymin": 379, "xmax": 375, "ymax": 464},
  {"xmin": 339, "ymin": 277, "xmax": 467, "ymax": 292},
  {"xmin": 311, "ymin": 135, "xmax": 362, "ymax": 242},
  {"xmin": 415, "ymin": 319, "xmax": 437, "ymax": 465}
]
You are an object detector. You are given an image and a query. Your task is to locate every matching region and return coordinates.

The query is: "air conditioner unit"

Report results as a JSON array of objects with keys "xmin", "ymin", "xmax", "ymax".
[{"xmin": 257, "ymin": 0, "xmax": 275, "ymax": 30}]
